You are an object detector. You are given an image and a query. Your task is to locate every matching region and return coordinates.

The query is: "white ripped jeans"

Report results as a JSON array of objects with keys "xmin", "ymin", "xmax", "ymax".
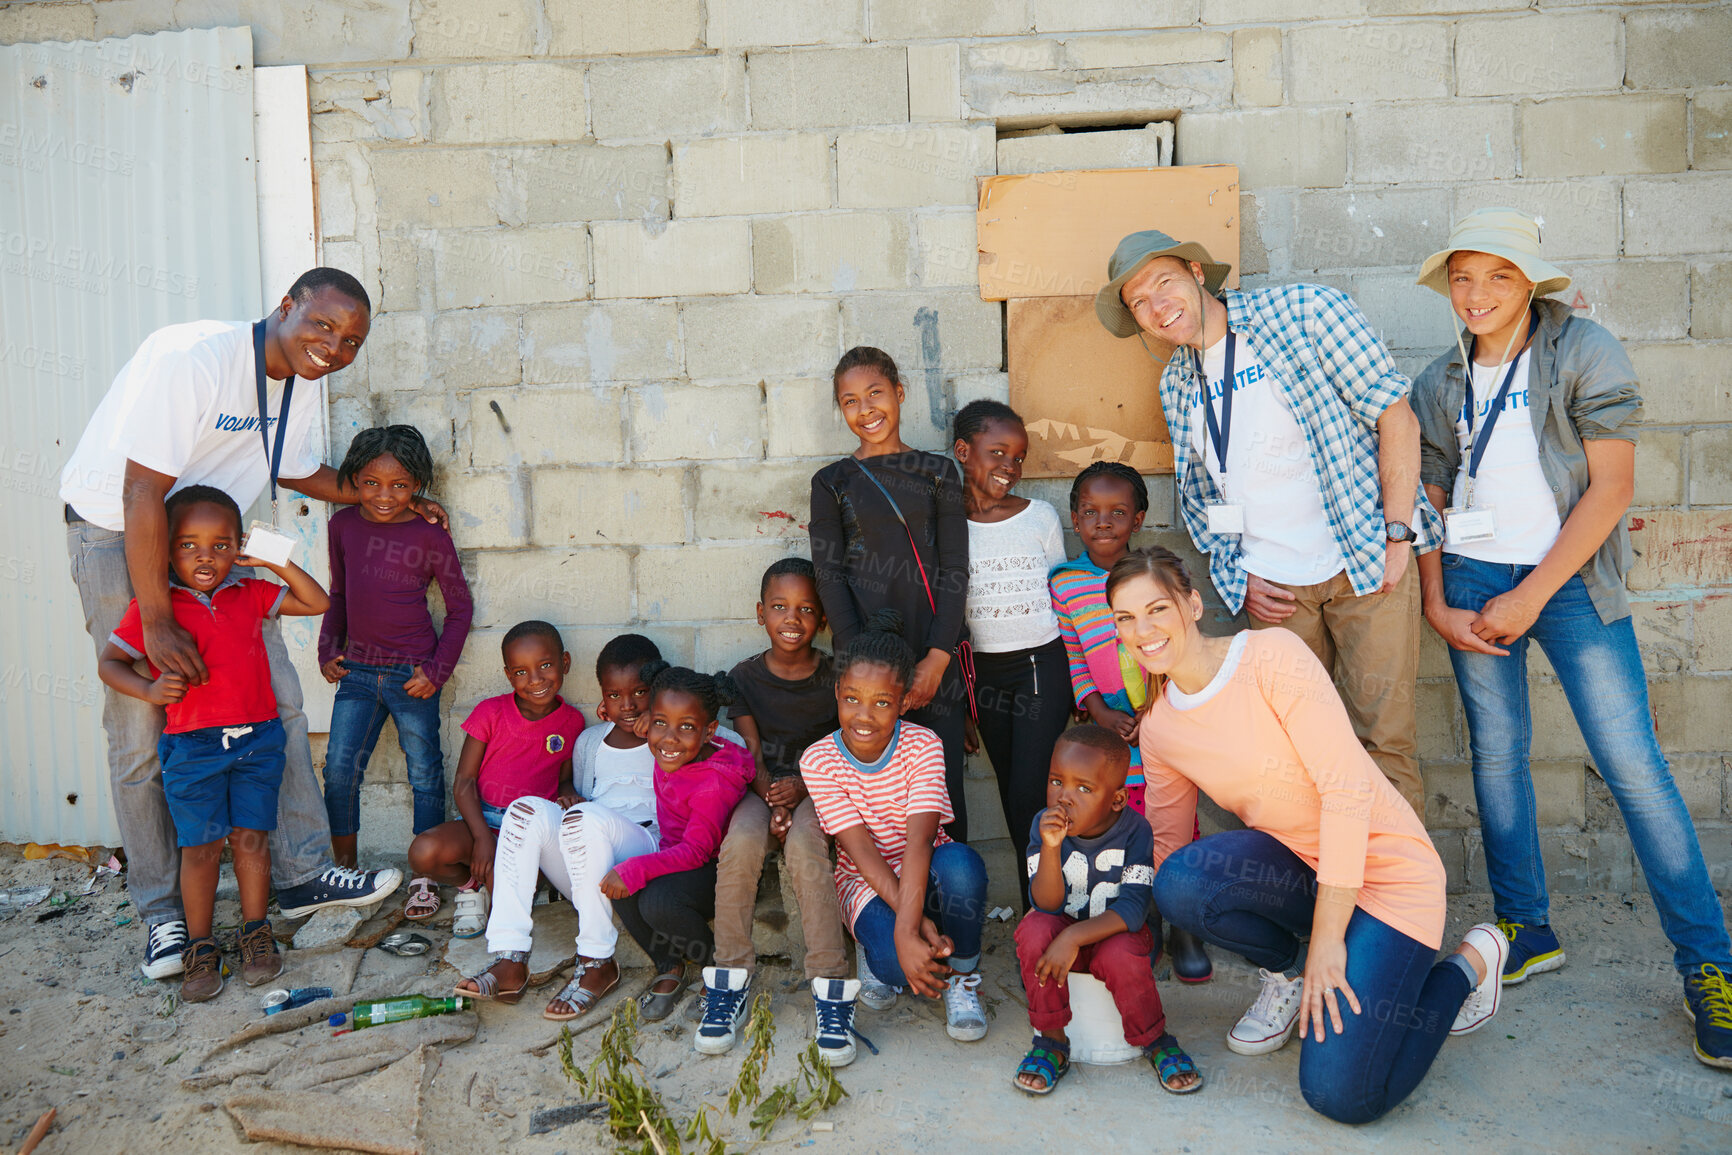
[{"xmin": 485, "ymin": 797, "xmax": 657, "ymax": 960}]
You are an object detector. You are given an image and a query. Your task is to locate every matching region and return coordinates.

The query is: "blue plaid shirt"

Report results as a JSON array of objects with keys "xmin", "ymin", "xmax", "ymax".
[{"xmin": 1158, "ymin": 283, "xmax": 1443, "ymax": 614}]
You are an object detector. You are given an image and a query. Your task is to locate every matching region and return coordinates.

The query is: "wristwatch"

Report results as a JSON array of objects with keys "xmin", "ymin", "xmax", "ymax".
[{"xmin": 1385, "ymin": 521, "xmax": 1415, "ymax": 543}]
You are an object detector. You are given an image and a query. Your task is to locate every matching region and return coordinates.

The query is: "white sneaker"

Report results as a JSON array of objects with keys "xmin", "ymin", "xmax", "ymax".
[
  {"xmin": 1451, "ymin": 923, "xmax": 1511, "ymax": 1036},
  {"xmin": 855, "ymin": 950, "xmax": 897, "ymax": 1011},
  {"xmin": 141, "ymin": 920, "xmax": 188, "ymax": 979},
  {"xmin": 1228, "ymin": 968, "xmax": 1304, "ymax": 1056},
  {"xmin": 943, "ymin": 972, "xmax": 988, "ymax": 1042},
  {"xmin": 812, "ymin": 978, "xmax": 862, "ymax": 1067},
  {"xmin": 694, "ymin": 967, "xmax": 751, "ymax": 1055}
]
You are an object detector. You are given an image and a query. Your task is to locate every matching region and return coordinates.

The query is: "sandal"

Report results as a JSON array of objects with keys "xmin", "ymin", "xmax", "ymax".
[
  {"xmin": 455, "ymin": 954, "xmax": 530, "ymax": 1004},
  {"xmin": 1147, "ymin": 1033, "xmax": 1204, "ymax": 1095},
  {"xmin": 637, "ymin": 964, "xmax": 688, "ymax": 1023},
  {"xmin": 1012, "ymin": 1036, "xmax": 1071, "ymax": 1095},
  {"xmin": 544, "ymin": 957, "xmax": 620, "ymax": 1021},
  {"xmin": 451, "ymin": 886, "xmax": 488, "ymax": 939},
  {"xmin": 403, "ymin": 877, "xmax": 440, "ymax": 922}
]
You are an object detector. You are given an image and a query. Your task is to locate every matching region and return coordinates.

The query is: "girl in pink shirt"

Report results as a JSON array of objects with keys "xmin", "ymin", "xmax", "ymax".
[
  {"xmin": 408, "ymin": 621, "xmax": 584, "ymax": 941},
  {"xmin": 1108, "ymin": 547, "xmax": 1509, "ymax": 1125},
  {"xmin": 599, "ymin": 666, "xmax": 755, "ymax": 1023}
]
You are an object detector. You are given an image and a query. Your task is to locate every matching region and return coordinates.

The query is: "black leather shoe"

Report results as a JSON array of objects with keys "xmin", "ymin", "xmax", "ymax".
[{"xmin": 1168, "ymin": 927, "xmax": 1212, "ymax": 984}]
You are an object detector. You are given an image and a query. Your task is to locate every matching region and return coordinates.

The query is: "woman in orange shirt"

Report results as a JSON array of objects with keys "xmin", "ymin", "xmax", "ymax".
[{"xmin": 1108, "ymin": 547, "xmax": 1505, "ymax": 1124}]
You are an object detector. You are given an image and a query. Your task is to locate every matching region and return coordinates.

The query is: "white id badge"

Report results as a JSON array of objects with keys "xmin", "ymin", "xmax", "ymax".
[
  {"xmin": 242, "ymin": 520, "xmax": 297, "ymax": 566},
  {"xmin": 1443, "ymin": 507, "xmax": 1497, "ymax": 546},
  {"xmin": 1205, "ymin": 502, "xmax": 1246, "ymax": 535}
]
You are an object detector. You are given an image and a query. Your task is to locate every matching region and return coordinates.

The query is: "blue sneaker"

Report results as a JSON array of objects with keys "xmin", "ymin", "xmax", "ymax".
[
  {"xmin": 1684, "ymin": 964, "xmax": 1732, "ymax": 1070},
  {"xmin": 275, "ymin": 866, "xmax": 403, "ymax": 919},
  {"xmin": 1496, "ymin": 919, "xmax": 1565, "ymax": 985},
  {"xmin": 694, "ymin": 967, "xmax": 750, "ymax": 1055}
]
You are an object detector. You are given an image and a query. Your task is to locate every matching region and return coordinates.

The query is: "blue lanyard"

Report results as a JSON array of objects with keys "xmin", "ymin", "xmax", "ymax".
[
  {"xmin": 1462, "ymin": 309, "xmax": 1536, "ymax": 484},
  {"xmin": 252, "ymin": 320, "xmax": 296, "ymax": 506},
  {"xmin": 1198, "ymin": 331, "xmax": 1237, "ymax": 479}
]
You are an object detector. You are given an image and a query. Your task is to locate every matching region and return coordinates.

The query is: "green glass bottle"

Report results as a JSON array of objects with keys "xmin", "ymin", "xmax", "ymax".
[{"xmin": 352, "ymin": 994, "xmax": 469, "ymax": 1029}]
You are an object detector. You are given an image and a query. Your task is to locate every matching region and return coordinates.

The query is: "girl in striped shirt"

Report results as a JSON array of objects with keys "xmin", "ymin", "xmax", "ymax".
[
  {"xmin": 1049, "ymin": 462, "xmax": 1214, "ymax": 984},
  {"xmin": 1049, "ymin": 463, "xmax": 1152, "ymax": 809},
  {"xmin": 801, "ymin": 609, "xmax": 990, "ymax": 1047}
]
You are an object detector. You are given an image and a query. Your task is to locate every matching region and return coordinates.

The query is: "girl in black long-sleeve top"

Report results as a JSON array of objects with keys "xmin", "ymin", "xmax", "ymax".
[{"xmin": 809, "ymin": 346, "xmax": 974, "ymax": 842}]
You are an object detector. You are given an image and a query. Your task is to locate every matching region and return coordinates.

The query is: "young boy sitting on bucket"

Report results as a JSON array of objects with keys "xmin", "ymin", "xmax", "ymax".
[{"xmin": 1013, "ymin": 725, "xmax": 1201, "ymax": 1095}]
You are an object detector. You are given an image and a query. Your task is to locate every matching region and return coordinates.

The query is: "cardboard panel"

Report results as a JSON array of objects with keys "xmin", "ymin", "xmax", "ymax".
[
  {"xmin": 976, "ymin": 164, "xmax": 1240, "ymax": 301},
  {"xmin": 1009, "ymin": 296, "xmax": 1177, "ymax": 478}
]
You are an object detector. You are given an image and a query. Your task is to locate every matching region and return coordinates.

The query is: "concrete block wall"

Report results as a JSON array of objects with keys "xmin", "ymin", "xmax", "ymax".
[{"xmin": 7, "ymin": 1, "xmax": 1729, "ymax": 893}]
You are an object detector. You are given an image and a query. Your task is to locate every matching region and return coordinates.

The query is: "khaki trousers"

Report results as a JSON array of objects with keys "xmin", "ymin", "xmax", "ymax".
[
  {"xmin": 713, "ymin": 792, "xmax": 849, "ymax": 979},
  {"xmin": 1248, "ymin": 563, "xmax": 1425, "ymax": 817}
]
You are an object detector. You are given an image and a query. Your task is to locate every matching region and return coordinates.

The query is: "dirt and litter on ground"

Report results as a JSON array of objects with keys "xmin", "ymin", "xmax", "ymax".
[{"xmin": 1, "ymin": 842, "xmax": 1729, "ymax": 1154}]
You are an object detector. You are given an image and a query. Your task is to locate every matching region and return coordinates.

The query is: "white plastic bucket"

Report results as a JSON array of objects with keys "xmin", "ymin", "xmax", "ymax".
[{"xmin": 1064, "ymin": 972, "xmax": 1141, "ymax": 1065}]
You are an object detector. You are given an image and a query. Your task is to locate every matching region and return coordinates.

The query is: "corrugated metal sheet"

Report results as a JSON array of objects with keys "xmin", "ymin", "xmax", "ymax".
[{"xmin": 0, "ymin": 27, "xmax": 262, "ymax": 844}]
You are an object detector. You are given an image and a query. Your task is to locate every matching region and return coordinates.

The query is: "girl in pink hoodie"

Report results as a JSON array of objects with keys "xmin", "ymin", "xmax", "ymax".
[{"xmin": 598, "ymin": 663, "xmax": 756, "ymax": 1021}]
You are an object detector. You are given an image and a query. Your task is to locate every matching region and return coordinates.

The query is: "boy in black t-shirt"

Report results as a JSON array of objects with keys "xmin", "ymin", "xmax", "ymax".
[{"xmin": 707, "ymin": 559, "xmax": 851, "ymax": 1053}]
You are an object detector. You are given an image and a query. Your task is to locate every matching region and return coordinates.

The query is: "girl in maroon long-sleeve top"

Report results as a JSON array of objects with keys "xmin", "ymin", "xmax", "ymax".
[{"xmin": 317, "ymin": 425, "xmax": 472, "ymax": 919}]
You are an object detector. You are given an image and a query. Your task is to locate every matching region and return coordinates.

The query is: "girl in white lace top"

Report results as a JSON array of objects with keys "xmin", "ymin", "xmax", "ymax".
[{"xmin": 953, "ymin": 401, "xmax": 1072, "ymax": 897}]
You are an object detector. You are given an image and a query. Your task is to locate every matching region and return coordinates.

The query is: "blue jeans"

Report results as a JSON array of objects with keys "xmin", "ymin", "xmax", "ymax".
[
  {"xmin": 852, "ymin": 841, "xmax": 987, "ymax": 987},
  {"xmin": 322, "ymin": 661, "xmax": 445, "ymax": 837},
  {"xmin": 1154, "ymin": 830, "xmax": 1473, "ymax": 1124},
  {"xmin": 1441, "ymin": 555, "xmax": 1731, "ymax": 974}
]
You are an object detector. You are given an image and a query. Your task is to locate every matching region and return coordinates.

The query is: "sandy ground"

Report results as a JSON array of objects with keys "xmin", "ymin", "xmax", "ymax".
[{"xmin": 2, "ymin": 844, "xmax": 1730, "ymax": 1155}]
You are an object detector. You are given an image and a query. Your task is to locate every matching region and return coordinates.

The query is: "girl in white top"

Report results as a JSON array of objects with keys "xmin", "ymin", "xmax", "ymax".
[{"xmin": 952, "ymin": 400, "xmax": 1071, "ymax": 891}]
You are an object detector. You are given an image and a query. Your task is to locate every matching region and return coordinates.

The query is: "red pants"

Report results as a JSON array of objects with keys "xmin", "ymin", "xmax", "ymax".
[{"xmin": 1014, "ymin": 910, "xmax": 1166, "ymax": 1048}]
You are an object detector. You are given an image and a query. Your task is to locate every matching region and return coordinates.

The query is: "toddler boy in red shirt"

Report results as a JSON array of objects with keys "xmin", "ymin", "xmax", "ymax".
[{"xmin": 99, "ymin": 485, "xmax": 330, "ymax": 1002}]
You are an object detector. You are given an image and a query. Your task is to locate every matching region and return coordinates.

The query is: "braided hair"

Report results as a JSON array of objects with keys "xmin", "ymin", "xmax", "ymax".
[
  {"xmin": 834, "ymin": 607, "xmax": 917, "ymax": 693},
  {"xmin": 952, "ymin": 398, "xmax": 1023, "ymax": 445},
  {"xmin": 337, "ymin": 424, "xmax": 435, "ymax": 495},
  {"xmin": 1070, "ymin": 460, "xmax": 1149, "ymax": 515},
  {"xmin": 639, "ymin": 662, "xmax": 740, "ymax": 725}
]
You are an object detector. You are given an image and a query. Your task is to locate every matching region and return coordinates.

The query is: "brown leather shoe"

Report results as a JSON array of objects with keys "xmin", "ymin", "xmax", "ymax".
[
  {"xmin": 239, "ymin": 920, "xmax": 283, "ymax": 987},
  {"xmin": 181, "ymin": 938, "xmax": 226, "ymax": 1003}
]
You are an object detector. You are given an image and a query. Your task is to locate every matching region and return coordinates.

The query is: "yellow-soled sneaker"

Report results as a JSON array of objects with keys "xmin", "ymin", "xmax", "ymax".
[
  {"xmin": 1684, "ymin": 964, "xmax": 1732, "ymax": 1070},
  {"xmin": 1497, "ymin": 919, "xmax": 1565, "ymax": 985}
]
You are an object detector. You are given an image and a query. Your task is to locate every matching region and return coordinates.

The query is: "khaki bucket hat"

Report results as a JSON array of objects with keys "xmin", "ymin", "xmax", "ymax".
[
  {"xmin": 1095, "ymin": 229, "xmax": 1232, "ymax": 339},
  {"xmin": 1416, "ymin": 207, "xmax": 1570, "ymax": 298}
]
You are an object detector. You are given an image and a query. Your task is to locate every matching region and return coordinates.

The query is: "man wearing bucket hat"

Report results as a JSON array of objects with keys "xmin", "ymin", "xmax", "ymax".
[
  {"xmin": 1096, "ymin": 230, "xmax": 1440, "ymax": 818},
  {"xmin": 1409, "ymin": 207, "xmax": 1732, "ymax": 1070}
]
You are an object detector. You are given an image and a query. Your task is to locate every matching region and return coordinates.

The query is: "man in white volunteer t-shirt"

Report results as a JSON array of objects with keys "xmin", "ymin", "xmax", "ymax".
[
  {"xmin": 61, "ymin": 268, "xmax": 429, "ymax": 980},
  {"xmin": 1094, "ymin": 231, "xmax": 1443, "ymax": 817}
]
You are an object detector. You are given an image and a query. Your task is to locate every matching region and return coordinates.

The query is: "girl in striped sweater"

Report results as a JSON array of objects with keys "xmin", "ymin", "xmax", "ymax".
[{"xmin": 1048, "ymin": 462, "xmax": 1213, "ymax": 984}]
